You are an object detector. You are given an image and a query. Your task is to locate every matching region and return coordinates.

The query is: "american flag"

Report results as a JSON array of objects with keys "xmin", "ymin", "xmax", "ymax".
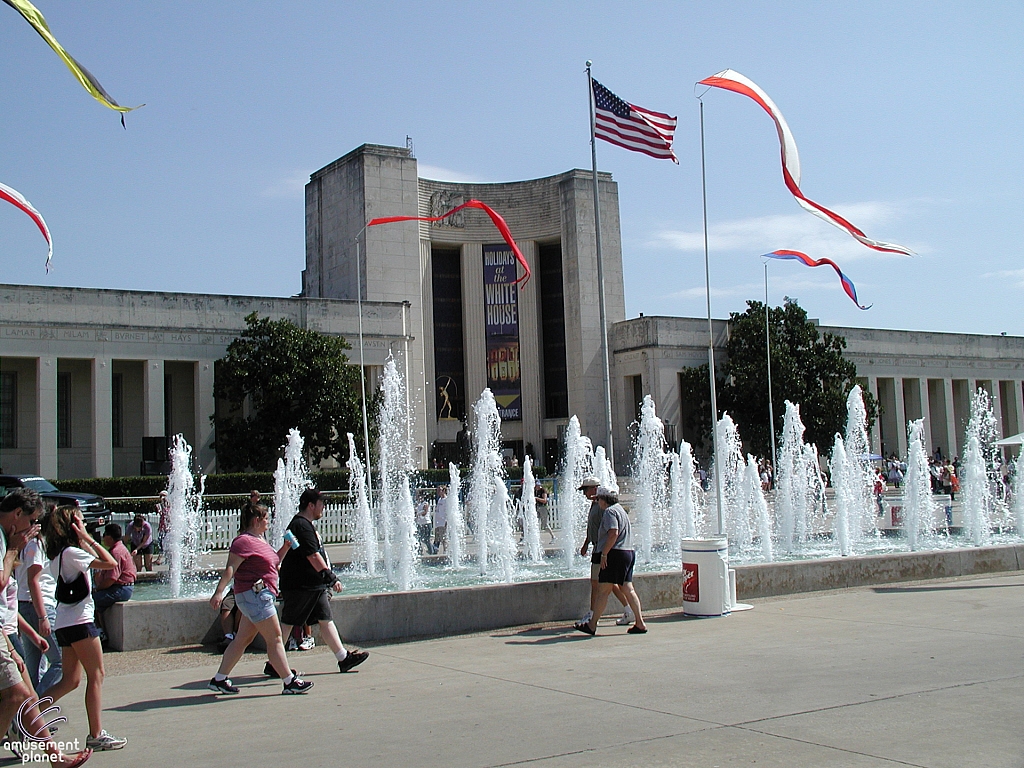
[{"xmin": 592, "ymin": 79, "xmax": 677, "ymax": 162}]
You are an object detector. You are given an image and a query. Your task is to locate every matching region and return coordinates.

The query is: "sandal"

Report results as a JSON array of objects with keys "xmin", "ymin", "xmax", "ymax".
[
  {"xmin": 573, "ymin": 621, "xmax": 596, "ymax": 636},
  {"xmin": 627, "ymin": 626, "xmax": 648, "ymax": 634}
]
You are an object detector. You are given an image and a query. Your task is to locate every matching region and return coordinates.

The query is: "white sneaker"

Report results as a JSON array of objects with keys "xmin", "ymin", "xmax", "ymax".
[
  {"xmin": 298, "ymin": 635, "xmax": 315, "ymax": 651},
  {"xmin": 616, "ymin": 607, "xmax": 636, "ymax": 626},
  {"xmin": 580, "ymin": 610, "xmax": 594, "ymax": 625},
  {"xmin": 285, "ymin": 637, "xmax": 298, "ymax": 651}
]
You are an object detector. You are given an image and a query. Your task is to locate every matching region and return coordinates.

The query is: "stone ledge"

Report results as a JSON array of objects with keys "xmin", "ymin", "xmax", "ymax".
[{"xmin": 105, "ymin": 544, "xmax": 1024, "ymax": 651}]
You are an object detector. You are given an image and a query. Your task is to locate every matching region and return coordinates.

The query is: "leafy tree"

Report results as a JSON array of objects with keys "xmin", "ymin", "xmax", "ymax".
[
  {"xmin": 213, "ymin": 313, "xmax": 365, "ymax": 471},
  {"xmin": 678, "ymin": 299, "xmax": 876, "ymax": 459}
]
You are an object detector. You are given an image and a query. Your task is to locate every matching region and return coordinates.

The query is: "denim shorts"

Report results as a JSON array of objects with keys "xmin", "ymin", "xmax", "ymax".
[{"xmin": 233, "ymin": 588, "xmax": 278, "ymax": 624}]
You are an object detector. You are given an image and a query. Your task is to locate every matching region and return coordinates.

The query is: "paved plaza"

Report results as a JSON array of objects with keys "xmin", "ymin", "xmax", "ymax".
[{"xmin": 9, "ymin": 571, "xmax": 1023, "ymax": 768}]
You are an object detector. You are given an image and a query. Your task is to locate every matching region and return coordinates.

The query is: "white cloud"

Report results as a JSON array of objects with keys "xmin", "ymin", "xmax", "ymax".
[
  {"xmin": 261, "ymin": 171, "xmax": 308, "ymax": 199},
  {"xmin": 665, "ymin": 275, "xmax": 867, "ymax": 304},
  {"xmin": 647, "ymin": 202, "xmax": 922, "ymax": 262},
  {"xmin": 980, "ymin": 268, "xmax": 1024, "ymax": 288},
  {"xmin": 416, "ymin": 164, "xmax": 486, "ymax": 183}
]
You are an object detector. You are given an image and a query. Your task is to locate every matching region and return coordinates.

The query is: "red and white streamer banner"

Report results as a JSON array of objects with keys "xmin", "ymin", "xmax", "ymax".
[
  {"xmin": 698, "ymin": 69, "xmax": 913, "ymax": 257},
  {"xmin": 0, "ymin": 181, "xmax": 52, "ymax": 271},
  {"xmin": 367, "ymin": 199, "xmax": 531, "ymax": 286}
]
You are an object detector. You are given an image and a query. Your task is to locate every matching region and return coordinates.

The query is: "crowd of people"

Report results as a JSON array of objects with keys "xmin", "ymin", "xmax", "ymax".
[{"xmin": 0, "ymin": 488, "xmax": 133, "ymax": 766}]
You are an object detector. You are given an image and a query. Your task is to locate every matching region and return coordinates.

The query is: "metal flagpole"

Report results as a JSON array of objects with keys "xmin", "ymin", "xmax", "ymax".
[
  {"xmin": 355, "ymin": 230, "xmax": 374, "ymax": 507},
  {"xmin": 699, "ymin": 99, "xmax": 725, "ymax": 537},
  {"xmin": 586, "ymin": 60, "xmax": 616, "ymax": 466},
  {"xmin": 765, "ymin": 262, "xmax": 778, "ymax": 476}
]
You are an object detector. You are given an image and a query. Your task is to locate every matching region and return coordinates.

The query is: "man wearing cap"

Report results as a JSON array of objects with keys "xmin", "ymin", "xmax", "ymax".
[
  {"xmin": 276, "ymin": 488, "xmax": 369, "ymax": 675},
  {"xmin": 577, "ymin": 477, "xmax": 634, "ymax": 628},
  {"xmin": 575, "ymin": 486, "xmax": 647, "ymax": 636}
]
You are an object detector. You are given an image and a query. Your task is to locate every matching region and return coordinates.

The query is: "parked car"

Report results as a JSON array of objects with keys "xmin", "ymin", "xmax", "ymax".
[{"xmin": 0, "ymin": 475, "xmax": 109, "ymax": 533}]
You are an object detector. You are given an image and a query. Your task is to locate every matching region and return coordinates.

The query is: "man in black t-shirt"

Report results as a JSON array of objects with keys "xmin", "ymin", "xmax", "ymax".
[{"xmin": 272, "ymin": 489, "xmax": 368, "ymax": 676}]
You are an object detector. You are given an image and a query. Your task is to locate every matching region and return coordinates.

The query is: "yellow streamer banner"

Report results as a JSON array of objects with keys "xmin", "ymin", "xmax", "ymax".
[{"xmin": 3, "ymin": 0, "xmax": 143, "ymax": 115}]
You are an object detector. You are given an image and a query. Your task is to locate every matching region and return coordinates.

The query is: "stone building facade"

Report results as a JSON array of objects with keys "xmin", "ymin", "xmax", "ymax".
[{"xmin": 0, "ymin": 142, "xmax": 1020, "ymax": 479}]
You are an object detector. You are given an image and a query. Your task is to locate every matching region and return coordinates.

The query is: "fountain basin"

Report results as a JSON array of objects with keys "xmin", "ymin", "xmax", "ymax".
[{"xmin": 103, "ymin": 543, "xmax": 1024, "ymax": 651}]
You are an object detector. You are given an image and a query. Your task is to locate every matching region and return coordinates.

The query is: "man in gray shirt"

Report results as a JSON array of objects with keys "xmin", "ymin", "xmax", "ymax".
[
  {"xmin": 575, "ymin": 487, "xmax": 648, "ymax": 636},
  {"xmin": 578, "ymin": 477, "xmax": 633, "ymax": 627}
]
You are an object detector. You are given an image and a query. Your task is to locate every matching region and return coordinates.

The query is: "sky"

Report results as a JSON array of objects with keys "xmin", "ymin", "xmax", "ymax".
[{"xmin": 1, "ymin": 1, "xmax": 1022, "ymax": 336}]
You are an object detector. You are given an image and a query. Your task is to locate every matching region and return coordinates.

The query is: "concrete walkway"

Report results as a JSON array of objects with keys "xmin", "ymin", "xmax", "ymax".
[{"xmin": 18, "ymin": 571, "xmax": 1024, "ymax": 768}]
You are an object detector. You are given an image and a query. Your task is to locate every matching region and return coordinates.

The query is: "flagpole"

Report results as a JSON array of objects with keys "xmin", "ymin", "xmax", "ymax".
[
  {"xmin": 699, "ymin": 99, "xmax": 725, "ymax": 538},
  {"xmin": 355, "ymin": 229, "xmax": 374, "ymax": 507},
  {"xmin": 764, "ymin": 262, "xmax": 777, "ymax": 477},
  {"xmin": 586, "ymin": 60, "xmax": 616, "ymax": 468}
]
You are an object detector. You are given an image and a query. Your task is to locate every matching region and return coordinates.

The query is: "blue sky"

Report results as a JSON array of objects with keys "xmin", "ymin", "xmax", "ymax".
[{"xmin": 1, "ymin": 1, "xmax": 1022, "ymax": 335}]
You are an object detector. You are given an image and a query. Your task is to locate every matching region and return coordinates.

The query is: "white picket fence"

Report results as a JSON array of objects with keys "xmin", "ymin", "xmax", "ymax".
[{"xmin": 112, "ymin": 497, "xmax": 566, "ymax": 551}]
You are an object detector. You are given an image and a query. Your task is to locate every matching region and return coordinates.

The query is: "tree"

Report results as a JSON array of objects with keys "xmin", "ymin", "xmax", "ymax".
[
  {"xmin": 678, "ymin": 299, "xmax": 877, "ymax": 459},
  {"xmin": 213, "ymin": 313, "xmax": 365, "ymax": 471}
]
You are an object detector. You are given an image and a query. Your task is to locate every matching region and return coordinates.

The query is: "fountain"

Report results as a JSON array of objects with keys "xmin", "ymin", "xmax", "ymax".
[
  {"xmin": 347, "ymin": 432, "xmax": 377, "ymax": 576},
  {"xmin": 775, "ymin": 402, "xmax": 812, "ymax": 552},
  {"xmin": 271, "ymin": 428, "xmax": 310, "ymax": 548},
  {"xmin": 558, "ymin": 416, "xmax": 592, "ymax": 569},
  {"xmin": 377, "ymin": 356, "xmax": 418, "ymax": 590},
  {"xmin": 743, "ymin": 454, "xmax": 773, "ymax": 561},
  {"xmin": 843, "ymin": 385, "xmax": 877, "ymax": 539},
  {"xmin": 465, "ymin": 389, "xmax": 518, "ymax": 580},
  {"xmin": 830, "ymin": 434, "xmax": 855, "ymax": 556},
  {"xmin": 1013, "ymin": 450, "xmax": 1024, "ymax": 534},
  {"xmin": 594, "ymin": 446, "xmax": 618, "ymax": 493},
  {"xmin": 633, "ymin": 395, "xmax": 668, "ymax": 562},
  {"xmin": 520, "ymin": 456, "xmax": 544, "ymax": 564},
  {"xmin": 715, "ymin": 414, "xmax": 749, "ymax": 551},
  {"xmin": 901, "ymin": 419, "xmax": 937, "ymax": 551},
  {"xmin": 671, "ymin": 440, "xmax": 700, "ymax": 541},
  {"xmin": 165, "ymin": 434, "xmax": 206, "ymax": 599},
  {"xmin": 446, "ymin": 462, "xmax": 466, "ymax": 567},
  {"xmin": 961, "ymin": 389, "xmax": 998, "ymax": 546}
]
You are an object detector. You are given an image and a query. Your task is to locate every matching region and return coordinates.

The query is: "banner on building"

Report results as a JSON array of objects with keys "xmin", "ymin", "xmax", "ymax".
[{"xmin": 483, "ymin": 244, "xmax": 521, "ymax": 420}]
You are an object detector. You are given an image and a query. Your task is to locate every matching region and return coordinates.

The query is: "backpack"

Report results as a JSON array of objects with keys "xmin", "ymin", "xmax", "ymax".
[{"xmin": 55, "ymin": 549, "xmax": 90, "ymax": 605}]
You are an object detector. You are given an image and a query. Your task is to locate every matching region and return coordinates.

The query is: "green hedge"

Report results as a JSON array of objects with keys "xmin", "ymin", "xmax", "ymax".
[{"xmin": 53, "ymin": 464, "xmax": 548, "ymax": 499}]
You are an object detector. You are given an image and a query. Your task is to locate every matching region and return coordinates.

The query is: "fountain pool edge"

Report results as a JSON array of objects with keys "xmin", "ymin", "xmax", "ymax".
[{"xmin": 106, "ymin": 543, "xmax": 1024, "ymax": 651}]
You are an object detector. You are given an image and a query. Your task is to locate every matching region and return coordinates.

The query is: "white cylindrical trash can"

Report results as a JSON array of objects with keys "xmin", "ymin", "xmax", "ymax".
[{"xmin": 681, "ymin": 537, "xmax": 730, "ymax": 617}]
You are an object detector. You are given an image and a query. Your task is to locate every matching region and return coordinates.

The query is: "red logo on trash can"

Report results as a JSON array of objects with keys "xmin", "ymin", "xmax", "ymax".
[{"xmin": 682, "ymin": 563, "xmax": 699, "ymax": 602}]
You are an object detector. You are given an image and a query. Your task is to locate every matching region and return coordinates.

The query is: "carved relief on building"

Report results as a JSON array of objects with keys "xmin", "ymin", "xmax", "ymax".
[{"xmin": 429, "ymin": 190, "xmax": 465, "ymax": 228}]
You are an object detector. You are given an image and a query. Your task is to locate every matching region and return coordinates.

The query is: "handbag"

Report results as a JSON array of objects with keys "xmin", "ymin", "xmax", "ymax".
[{"xmin": 55, "ymin": 549, "xmax": 91, "ymax": 605}]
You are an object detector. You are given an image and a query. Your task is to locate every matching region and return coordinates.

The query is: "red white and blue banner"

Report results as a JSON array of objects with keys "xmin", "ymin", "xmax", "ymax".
[
  {"xmin": 763, "ymin": 250, "xmax": 871, "ymax": 310},
  {"xmin": 483, "ymin": 244, "xmax": 522, "ymax": 421},
  {"xmin": 699, "ymin": 69, "xmax": 913, "ymax": 257}
]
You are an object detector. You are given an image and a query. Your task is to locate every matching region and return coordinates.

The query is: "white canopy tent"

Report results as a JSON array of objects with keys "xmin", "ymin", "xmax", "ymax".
[{"xmin": 994, "ymin": 432, "xmax": 1024, "ymax": 447}]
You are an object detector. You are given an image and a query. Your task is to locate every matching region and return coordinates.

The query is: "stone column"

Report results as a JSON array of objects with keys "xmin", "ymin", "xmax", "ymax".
[
  {"xmin": 944, "ymin": 379, "xmax": 957, "ymax": 458},
  {"xmin": 194, "ymin": 361, "xmax": 216, "ymax": 473},
  {"xmin": 36, "ymin": 356, "xmax": 57, "ymax": 479},
  {"xmin": 92, "ymin": 357, "xmax": 113, "ymax": 478},
  {"xmin": 918, "ymin": 378, "xmax": 932, "ymax": 455},
  {"xmin": 143, "ymin": 360, "xmax": 165, "ymax": 437},
  {"xmin": 894, "ymin": 378, "xmax": 908, "ymax": 456},
  {"xmin": 991, "ymin": 380, "xmax": 1005, "ymax": 437},
  {"xmin": 867, "ymin": 376, "xmax": 882, "ymax": 455},
  {"xmin": 1011, "ymin": 380, "xmax": 1019, "ymax": 436}
]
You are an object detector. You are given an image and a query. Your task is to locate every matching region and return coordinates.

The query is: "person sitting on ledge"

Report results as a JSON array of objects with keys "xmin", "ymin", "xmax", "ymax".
[{"xmin": 93, "ymin": 525, "xmax": 136, "ymax": 645}]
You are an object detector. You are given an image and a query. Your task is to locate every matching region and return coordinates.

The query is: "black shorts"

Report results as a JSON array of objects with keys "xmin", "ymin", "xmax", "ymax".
[
  {"xmin": 135, "ymin": 544, "xmax": 153, "ymax": 555},
  {"xmin": 55, "ymin": 622, "xmax": 101, "ymax": 647},
  {"xmin": 598, "ymin": 549, "xmax": 635, "ymax": 585},
  {"xmin": 280, "ymin": 589, "xmax": 333, "ymax": 626}
]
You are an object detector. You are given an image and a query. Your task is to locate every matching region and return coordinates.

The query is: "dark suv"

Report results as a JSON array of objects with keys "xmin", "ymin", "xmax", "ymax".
[{"xmin": 0, "ymin": 475, "xmax": 109, "ymax": 532}]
